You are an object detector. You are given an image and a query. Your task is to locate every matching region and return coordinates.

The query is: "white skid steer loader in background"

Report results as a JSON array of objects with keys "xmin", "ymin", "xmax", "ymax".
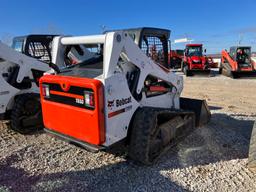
[
  {"xmin": 40, "ymin": 28, "xmax": 211, "ymax": 164},
  {"xmin": 0, "ymin": 35, "xmax": 91, "ymax": 133},
  {"xmin": 0, "ymin": 35, "xmax": 58, "ymax": 133}
]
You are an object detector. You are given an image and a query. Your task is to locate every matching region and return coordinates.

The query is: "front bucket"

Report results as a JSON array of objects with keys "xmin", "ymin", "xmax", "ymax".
[{"xmin": 180, "ymin": 97, "xmax": 211, "ymax": 127}]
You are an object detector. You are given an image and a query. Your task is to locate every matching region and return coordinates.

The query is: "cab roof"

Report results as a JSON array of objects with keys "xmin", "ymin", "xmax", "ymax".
[
  {"xmin": 12, "ymin": 34, "xmax": 59, "ymax": 41},
  {"xmin": 105, "ymin": 27, "xmax": 170, "ymax": 39},
  {"xmin": 186, "ymin": 44, "xmax": 202, "ymax": 47},
  {"xmin": 230, "ymin": 46, "xmax": 251, "ymax": 50}
]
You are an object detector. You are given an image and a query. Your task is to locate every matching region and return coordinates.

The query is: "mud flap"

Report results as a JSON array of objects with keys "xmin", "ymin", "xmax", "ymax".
[{"xmin": 180, "ymin": 97, "xmax": 211, "ymax": 127}]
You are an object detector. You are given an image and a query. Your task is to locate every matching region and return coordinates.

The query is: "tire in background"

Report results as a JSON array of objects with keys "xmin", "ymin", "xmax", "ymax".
[{"xmin": 10, "ymin": 93, "xmax": 43, "ymax": 134}]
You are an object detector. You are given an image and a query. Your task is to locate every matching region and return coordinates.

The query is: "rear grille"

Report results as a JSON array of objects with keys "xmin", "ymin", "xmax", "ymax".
[
  {"xmin": 192, "ymin": 60, "xmax": 201, "ymax": 64},
  {"xmin": 43, "ymin": 83, "xmax": 94, "ymax": 110},
  {"xmin": 239, "ymin": 63, "xmax": 251, "ymax": 68}
]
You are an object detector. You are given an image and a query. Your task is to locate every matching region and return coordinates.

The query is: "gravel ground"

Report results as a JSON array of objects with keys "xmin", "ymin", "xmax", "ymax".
[{"xmin": 0, "ymin": 73, "xmax": 256, "ymax": 192}]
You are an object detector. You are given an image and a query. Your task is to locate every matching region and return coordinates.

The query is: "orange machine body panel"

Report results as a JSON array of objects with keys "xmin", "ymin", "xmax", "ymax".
[{"xmin": 40, "ymin": 75, "xmax": 105, "ymax": 145}]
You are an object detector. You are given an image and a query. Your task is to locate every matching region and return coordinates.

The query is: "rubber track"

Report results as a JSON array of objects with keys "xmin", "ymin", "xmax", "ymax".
[
  {"xmin": 10, "ymin": 93, "xmax": 43, "ymax": 134},
  {"xmin": 128, "ymin": 107, "xmax": 194, "ymax": 165}
]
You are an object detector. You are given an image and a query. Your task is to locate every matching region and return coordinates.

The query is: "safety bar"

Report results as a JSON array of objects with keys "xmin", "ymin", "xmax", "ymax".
[{"xmin": 61, "ymin": 35, "xmax": 106, "ymax": 45}]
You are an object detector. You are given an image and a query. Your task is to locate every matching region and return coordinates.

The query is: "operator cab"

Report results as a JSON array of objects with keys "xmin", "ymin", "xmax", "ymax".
[
  {"xmin": 55, "ymin": 42, "xmax": 103, "ymax": 78},
  {"xmin": 59, "ymin": 46, "xmax": 103, "ymax": 79},
  {"xmin": 185, "ymin": 44, "xmax": 203, "ymax": 57},
  {"xmin": 230, "ymin": 46, "xmax": 251, "ymax": 66},
  {"xmin": 106, "ymin": 27, "xmax": 170, "ymax": 68},
  {"xmin": 174, "ymin": 49, "xmax": 184, "ymax": 56},
  {"xmin": 4, "ymin": 35, "xmax": 57, "ymax": 89},
  {"xmin": 12, "ymin": 35, "xmax": 57, "ymax": 63},
  {"xmin": 57, "ymin": 27, "xmax": 171, "ymax": 78}
]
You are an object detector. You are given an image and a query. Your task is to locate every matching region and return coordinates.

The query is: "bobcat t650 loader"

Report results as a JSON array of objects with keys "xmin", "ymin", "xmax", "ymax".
[{"xmin": 40, "ymin": 28, "xmax": 210, "ymax": 164}]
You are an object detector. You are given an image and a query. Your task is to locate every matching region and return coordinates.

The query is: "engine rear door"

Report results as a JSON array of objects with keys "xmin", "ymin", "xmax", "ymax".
[{"xmin": 40, "ymin": 75, "xmax": 105, "ymax": 145}]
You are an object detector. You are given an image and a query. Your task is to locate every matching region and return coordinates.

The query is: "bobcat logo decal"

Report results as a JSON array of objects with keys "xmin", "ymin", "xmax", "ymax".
[{"xmin": 108, "ymin": 100, "xmax": 115, "ymax": 109}]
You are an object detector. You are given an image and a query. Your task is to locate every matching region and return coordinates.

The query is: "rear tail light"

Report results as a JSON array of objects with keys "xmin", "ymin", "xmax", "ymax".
[
  {"xmin": 84, "ymin": 91, "xmax": 95, "ymax": 108},
  {"xmin": 42, "ymin": 84, "xmax": 50, "ymax": 98}
]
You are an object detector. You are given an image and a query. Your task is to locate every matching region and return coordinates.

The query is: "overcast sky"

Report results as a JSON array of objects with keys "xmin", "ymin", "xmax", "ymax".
[{"xmin": 0, "ymin": 0, "xmax": 255, "ymax": 53}]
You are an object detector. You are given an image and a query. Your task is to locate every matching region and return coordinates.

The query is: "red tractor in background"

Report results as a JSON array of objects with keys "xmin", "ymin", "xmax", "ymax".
[
  {"xmin": 169, "ymin": 49, "xmax": 184, "ymax": 69},
  {"xmin": 181, "ymin": 44, "xmax": 211, "ymax": 76},
  {"xmin": 220, "ymin": 46, "xmax": 256, "ymax": 78}
]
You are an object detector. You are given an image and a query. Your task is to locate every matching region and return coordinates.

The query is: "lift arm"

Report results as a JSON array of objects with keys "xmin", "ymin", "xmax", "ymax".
[{"xmin": 0, "ymin": 41, "xmax": 50, "ymax": 83}]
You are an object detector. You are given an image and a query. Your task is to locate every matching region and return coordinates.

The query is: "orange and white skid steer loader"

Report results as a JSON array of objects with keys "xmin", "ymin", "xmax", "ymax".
[
  {"xmin": 220, "ymin": 46, "xmax": 256, "ymax": 78},
  {"xmin": 40, "ymin": 29, "xmax": 210, "ymax": 164}
]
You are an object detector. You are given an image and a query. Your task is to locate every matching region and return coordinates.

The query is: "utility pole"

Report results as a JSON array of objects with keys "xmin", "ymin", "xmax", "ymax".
[
  {"xmin": 100, "ymin": 25, "xmax": 106, "ymax": 33},
  {"xmin": 238, "ymin": 33, "xmax": 243, "ymax": 45}
]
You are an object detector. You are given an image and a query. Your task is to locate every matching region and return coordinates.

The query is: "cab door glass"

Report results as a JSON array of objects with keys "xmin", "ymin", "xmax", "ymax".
[{"xmin": 12, "ymin": 40, "xmax": 23, "ymax": 52}]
